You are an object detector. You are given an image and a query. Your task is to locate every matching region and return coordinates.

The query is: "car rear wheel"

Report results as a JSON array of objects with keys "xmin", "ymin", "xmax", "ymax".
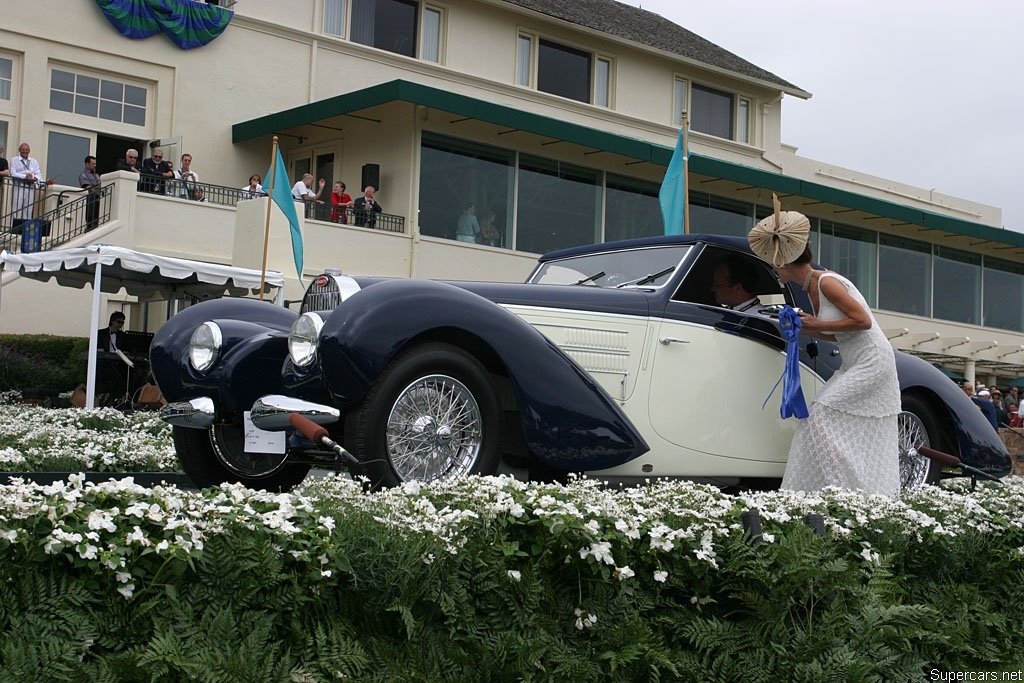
[
  {"xmin": 898, "ymin": 394, "xmax": 946, "ymax": 490},
  {"xmin": 172, "ymin": 424, "xmax": 311, "ymax": 491},
  {"xmin": 349, "ymin": 342, "xmax": 501, "ymax": 488}
]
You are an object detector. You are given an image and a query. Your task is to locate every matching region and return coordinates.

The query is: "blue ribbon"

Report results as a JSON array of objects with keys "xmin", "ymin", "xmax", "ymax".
[{"xmin": 762, "ymin": 305, "xmax": 809, "ymax": 419}]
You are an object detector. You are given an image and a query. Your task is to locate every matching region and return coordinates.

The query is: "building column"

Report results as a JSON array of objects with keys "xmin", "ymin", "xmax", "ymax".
[{"xmin": 964, "ymin": 359, "xmax": 976, "ymax": 388}]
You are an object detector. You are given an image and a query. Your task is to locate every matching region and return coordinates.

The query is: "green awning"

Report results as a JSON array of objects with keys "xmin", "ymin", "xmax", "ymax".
[{"xmin": 234, "ymin": 79, "xmax": 1023, "ymax": 249}]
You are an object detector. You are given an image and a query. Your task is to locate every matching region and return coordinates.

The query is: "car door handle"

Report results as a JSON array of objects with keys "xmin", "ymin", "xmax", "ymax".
[{"xmin": 659, "ymin": 337, "xmax": 690, "ymax": 345}]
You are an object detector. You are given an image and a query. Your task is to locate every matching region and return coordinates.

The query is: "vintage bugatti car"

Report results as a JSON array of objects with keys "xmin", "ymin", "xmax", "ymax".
[{"xmin": 151, "ymin": 234, "xmax": 1011, "ymax": 492}]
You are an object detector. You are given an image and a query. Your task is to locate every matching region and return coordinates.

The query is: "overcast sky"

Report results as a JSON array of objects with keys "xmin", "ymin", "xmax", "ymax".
[{"xmin": 617, "ymin": 0, "xmax": 1023, "ymax": 232}]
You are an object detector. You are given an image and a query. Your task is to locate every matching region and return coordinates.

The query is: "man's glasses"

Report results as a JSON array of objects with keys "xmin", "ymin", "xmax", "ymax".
[{"xmin": 153, "ymin": 156, "xmax": 162, "ymax": 160}]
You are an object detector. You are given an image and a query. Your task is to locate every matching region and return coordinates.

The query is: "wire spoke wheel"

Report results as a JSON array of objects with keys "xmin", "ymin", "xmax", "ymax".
[
  {"xmin": 385, "ymin": 374, "xmax": 482, "ymax": 482},
  {"xmin": 897, "ymin": 410, "xmax": 931, "ymax": 490}
]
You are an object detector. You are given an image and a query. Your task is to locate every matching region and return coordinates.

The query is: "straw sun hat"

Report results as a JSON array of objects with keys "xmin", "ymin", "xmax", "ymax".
[{"xmin": 748, "ymin": 194, "xmax": 811, "ymax": 267}]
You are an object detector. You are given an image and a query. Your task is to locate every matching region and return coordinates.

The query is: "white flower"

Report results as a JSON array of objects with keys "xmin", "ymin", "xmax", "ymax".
[
  {"xmin": 117, "ymin": 583, "xmax": 135, "ymax": 599},
  {"xmin": 321, "ymin": 569, "xmax": 333, "ymax": 578},
  {"xmin": 615, "ymin": 566, "xmax": 635, "ymax": 580},
  {"xmin": 318, "ymin": 515, "xmax": 336, "ymax": 531},
  {"xmin": 507, "ymin": 570, "xmax": 521, "ymax": 582},
  {"xmin": 653, "ymin": 570, "xmax": 668, "ymax": 583}
]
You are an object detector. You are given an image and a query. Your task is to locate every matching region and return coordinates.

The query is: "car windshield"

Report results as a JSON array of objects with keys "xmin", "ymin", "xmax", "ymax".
[{"xmin": 528, "ymin": 245, "xmax": 691, "ymax": 288}]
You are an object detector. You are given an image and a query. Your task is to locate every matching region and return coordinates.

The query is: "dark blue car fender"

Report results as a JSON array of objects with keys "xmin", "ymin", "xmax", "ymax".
[
  {"xmin": 315, "ymin": 278, "xmax": 649, "ymax": 471},
  {"xmin": 894, "ymin": 351, "xmax": 1011, "ymax": 475},
  {"xmin": 151, "ymin": 297, "xmax": 297, "ymax": 415}
]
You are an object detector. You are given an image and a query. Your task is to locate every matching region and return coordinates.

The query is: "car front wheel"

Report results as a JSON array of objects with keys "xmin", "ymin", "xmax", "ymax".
[
  {"xmin": 898, "ymin": 394, "xmax": 947, "ymax": 490},
  {"xmin": 348, "ymin": 342, "xmax": 501, "ymax": 488},
  {"xmin": 172, "ymin": 424, "xmax": 311, "ymax": 491}
]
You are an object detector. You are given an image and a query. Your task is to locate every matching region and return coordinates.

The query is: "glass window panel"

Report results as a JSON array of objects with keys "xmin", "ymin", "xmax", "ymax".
[
  {"xmin": 688, "ymin": 192, "xmax": 754, "ymax": 238},
  {"xmin": 878, "ymin": 234, "xmax": 931, "ymax": 316},
  {"xmin": 819, "ymin": 220, "xmax": 877, "ymax": 306},
  {"xmin": 537, "ymin": 39, "xmax": 591, "ymax": 103},
  {"xmin": 934, "ymin": 246, "xmax": 981, "ymax": 325},
  {"xmin": 351, "ymin": 0, "xmax": 417, "ymax": 57},
  {"xmin": 595, "ymin": 58, "xmax": 610, "ymax": 107},
  {"xmin": 422, "ymin": 7, "xmax": 440, "ymax": 62},
  {"xmin": 123, "ymin": 104, "xmax": 146, "ymax": 126},
  {"xmin": 604, "ymin": 174, "xmax": 661, "ymax": 242},
  {"xmin": 51, "ymin": 69, "xmax": 75, "ymax": 92},
  {"xmin": 419, "ymin": 133, "xmax": 514, "ymax": 248},
  {"xmin": 46, "ymin": 131, "xmax": 91, "ymax": 187},
  {"xmin": 74, "ymin": 94, "xmax": 99, "ymax": 117},
  {"xmin": 517, "ymin": 154, "xmax": 600, "ymax": 254},
  {"xmin": 691, "ymin": 84, "xmax": 733, "ymax": 139},
  {"xmin": 983, "ymin": 257, "xmax": 1024, "ymax": 332},
  {"xmin": 50, "ymin": 89, "xmax": 74, "ymax": 112},
  {"xmin": 516, "ymin": 35, "xmax": 532, "ymax": 86},
  {"xmin": 100, "ymin": 80, "xmax": 123, "ymax": 102},
  {"xmin": 672, "ymin": 77, "xmax": 687, "ymax": 125},
  {"xmin": 0, "ymin": 58, "xmax": 11, "ymax": 80},
  {"xmin": 76, "ymin": 74, "xmax": 100, "ymax": 97},
  {"xmin": 324, "ymin": 0, "xmax": 346, "ymax": 36},
  {"xmin": 99, "ymin": 100, "xmax": 122, "ymax": 121},
  {"xmin": 124, "ymin": 84, "xmax": 147, "ymax": 107},
  {"xmin": 0, "ymin": 80, "xmax": 9, "ymax": 101},
  {"xmin": 0, "ymin": 120, "xmax": 8, "ymax": 154},
  {"xmin": 737, "ymin": 98, "xmax": 750, "ymax": 143}
]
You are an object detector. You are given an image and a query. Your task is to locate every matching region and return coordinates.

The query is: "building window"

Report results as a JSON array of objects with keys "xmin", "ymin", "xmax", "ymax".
[
  {"xmin": 672, "ymin": 77, "xmax": 687, "ymax": 126},
  {"xmin": 934, "ymin": 246, "xmax": 981, "ymax": 326},
  {"xmin": 0, "ymin": 57, "xmax": 11, "ymax": 100},
  {"xmin": 689, "ymin": 193, "xmax": 755, "ymax": 238},
  {"xmin": 605, "ymin": 174, "xmax": 660, "ymax": 242},
  {"xmin": 333, "ymin": 0, "xmax": 441, "ymax": 61},
  {"xmin": 517, "ymin": 154, "xmax": 601, "ymax": 253},
  {"xmin": 49, "ymin": 69, "xmax": 147, "ymax": 126},
  {"xmin": 0, "ymin": 120, "xmax": 7, "ymax": 155},
  {"xmin": 537, "ymin": 40, "xmax": 590, "ymax": 103},
  {"xmin": 818, "ymin": 220, "xmax": 876, "ymax": 306},
  {"xmin": 737, "ymin": 98, "xmax": 750, "ymax": 143},
  {"xmin": 691, "ymin": 84, "xmax": 733, "ymax": 140},
  {"xmin": 879, "ymin": 234, "xmax": 932, "ymax": 317},
  {"xmin": 595, "ymin": 57, "xmax": 611, "ymax": 107},
  {"xmin": 516, "ymin": 34, "xmax": 533, "ymax": 86},
  {"xmin": 324, "ymin": 0, "xmax": 346, "ymax": 36},
  {"xmin": 983, "ymin": 257, "xmax": 1024, "ymax": 332},
  {"xmin": 517, "ymin": 37, "xmax": 611, "ymax": 106}
]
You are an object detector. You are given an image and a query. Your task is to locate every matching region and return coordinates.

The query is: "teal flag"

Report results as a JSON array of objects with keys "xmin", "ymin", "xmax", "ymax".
[
  {"xmin": 265, "ymin": 148, "xmax": 304, "ymax": 283},
  {"xmin": 659, "ymin": 127, "xmax": 686, "ymax": 235}
]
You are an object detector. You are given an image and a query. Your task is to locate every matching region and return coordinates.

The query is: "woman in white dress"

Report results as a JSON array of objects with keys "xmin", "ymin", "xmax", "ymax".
[{"xmin": 749, "ymin": 201, "xmax": 901, "ymax": 497}]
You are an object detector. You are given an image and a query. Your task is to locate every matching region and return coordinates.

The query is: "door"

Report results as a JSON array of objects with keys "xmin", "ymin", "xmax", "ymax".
[{"xmin": 46, "ymin": 127, "xmax": 94, "ymax": 187}]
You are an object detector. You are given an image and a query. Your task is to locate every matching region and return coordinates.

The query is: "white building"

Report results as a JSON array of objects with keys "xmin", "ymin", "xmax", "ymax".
[{"xmin": 1, "ymin": 0, "xmax": 1022, "ymax": 386}]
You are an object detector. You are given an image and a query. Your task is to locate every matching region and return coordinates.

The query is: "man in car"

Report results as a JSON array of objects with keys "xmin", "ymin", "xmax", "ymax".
[{"xmin": 711, "ymin": 256, "xmax": 762, "ymax": 312}]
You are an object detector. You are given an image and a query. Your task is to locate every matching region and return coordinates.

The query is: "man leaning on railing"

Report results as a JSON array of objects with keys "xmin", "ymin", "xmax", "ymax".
[{"xmin": 79, "ymin": 155, "xmax": 101, "ymax": 232}]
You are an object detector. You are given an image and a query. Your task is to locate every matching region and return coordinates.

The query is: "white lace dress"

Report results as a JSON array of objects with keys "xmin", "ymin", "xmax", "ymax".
[{"xmin": 781, "ymin": 272, "xmax": 901, "ymax": 497}]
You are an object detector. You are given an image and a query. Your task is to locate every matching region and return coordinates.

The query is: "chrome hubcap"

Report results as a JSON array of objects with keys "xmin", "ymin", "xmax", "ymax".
[
  {"xmin": 898, "ymin": 411, "xmax": 931, "ymax": 490},
  {"xmin": 386, "ymin": 374, "xmax": 482, "ymax": 482}
]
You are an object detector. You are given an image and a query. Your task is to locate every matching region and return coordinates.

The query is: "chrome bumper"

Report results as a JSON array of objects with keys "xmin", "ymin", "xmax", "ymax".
[
  {"xmin": 250, "ymin": 394, "xmax": 340, "ymax": 431},
  {"xmin": 160, "ymin": 397, "xmax": 216, "ymax": 429}
]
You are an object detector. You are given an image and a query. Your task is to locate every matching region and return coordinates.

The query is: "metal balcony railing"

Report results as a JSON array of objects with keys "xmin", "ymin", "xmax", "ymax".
[
  {"xmin": 142, "ymin": 177, "xmax": 248, "ymax": 206},
  {"xmin": 302, "ymin": 201, "xmax": 406, "ymax": 233},
  {"xmin": 1, "ymin": 182, "xmax": 113, "ymax": 253}
]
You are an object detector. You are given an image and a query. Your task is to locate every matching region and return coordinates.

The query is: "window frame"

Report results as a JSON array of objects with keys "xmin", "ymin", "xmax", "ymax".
[
  {"xmin": 517, "ymin": 32, "xmax": 614, "ymax": 107},
  {"xmin": 677, "ymin": 78, "xmax": 754, "ymax": 143},
  {"xmin": 48, "ymin": 65, "xmax": 150, "ymax": 129},
  {"xmin": 323, "ymin": 0, "xmax": 444, "ymax": 63}
]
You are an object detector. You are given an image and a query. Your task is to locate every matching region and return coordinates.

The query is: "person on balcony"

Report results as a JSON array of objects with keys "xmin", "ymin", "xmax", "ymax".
[
  {"xmin": 10, "ymin": 143, "xmax": 43, "ymax": 224},
  {"xmin": 79, "ymin": 155, "xmax": 101, "ymax": 232},
  {"xmin": 353, "ymin": 185, "xmax": 382, "ymax": 228},
  {"xmin": 330, "ymin": 181, "xmax": 353, "ymax": 223},
  {"xmin": 173, "ymin": 153, "xmax": 199, "ymax": 199},
  {"xmin": 115, "ymin": 148, "xmax": 141, "ymax": 175},
  {"xmin": 141, "ymin": 148, "xmax": 173, "ymax": 194},
  {"xmin": 241, "ymin": 174, "xmax": 265, "ymax": 199}
]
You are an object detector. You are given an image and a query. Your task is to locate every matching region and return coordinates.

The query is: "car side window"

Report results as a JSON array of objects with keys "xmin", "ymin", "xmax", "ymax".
[{"xmin": 672, "ymin": 246, "xmax": 791, "ymax": 308}]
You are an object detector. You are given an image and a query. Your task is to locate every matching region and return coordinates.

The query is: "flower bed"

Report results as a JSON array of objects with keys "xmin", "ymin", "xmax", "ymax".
[{"xmin": 0, "ymin": 397, "xmax": 1022, "ymax": 678}]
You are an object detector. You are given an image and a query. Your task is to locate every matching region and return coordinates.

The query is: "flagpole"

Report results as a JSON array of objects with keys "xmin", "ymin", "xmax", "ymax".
[
  {"xmin": 681, "ymin": 111, "xmax": 690, "ymax": 235},
  {"xmin": 259, "ymin": 136, "xmax": 278, "ymax": 301}
]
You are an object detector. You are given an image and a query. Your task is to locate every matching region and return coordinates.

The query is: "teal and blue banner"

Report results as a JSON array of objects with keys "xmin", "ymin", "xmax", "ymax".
[{"xmin": 93, "ymin": 0, "xmax": 232, "ymax": 50}]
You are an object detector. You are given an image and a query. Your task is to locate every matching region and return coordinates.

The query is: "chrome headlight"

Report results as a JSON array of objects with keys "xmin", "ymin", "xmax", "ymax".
[
  {"xmin": 289, "ymin": 312, "xmax": 324, "ymax": 367},
  {"xmin": 189, "ymin": 322, "xmax": 222, "ymax": 374}
]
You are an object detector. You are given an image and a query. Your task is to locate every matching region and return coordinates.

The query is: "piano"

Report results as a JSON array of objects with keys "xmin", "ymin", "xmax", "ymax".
[{"xmin": 89, "ymin": 330, "xmax": 155, "ymax": 407}]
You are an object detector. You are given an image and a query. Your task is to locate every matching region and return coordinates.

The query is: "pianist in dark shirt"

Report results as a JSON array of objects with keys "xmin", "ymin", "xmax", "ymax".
[{"xmin": 97, "ymin": 312, "xmax": 126, "ymax": 352}]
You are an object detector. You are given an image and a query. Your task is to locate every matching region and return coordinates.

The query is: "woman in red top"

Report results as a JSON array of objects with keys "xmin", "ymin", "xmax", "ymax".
[{"xmin": 330, "ymin": 181, "xmax": 353, "ymax": 223}]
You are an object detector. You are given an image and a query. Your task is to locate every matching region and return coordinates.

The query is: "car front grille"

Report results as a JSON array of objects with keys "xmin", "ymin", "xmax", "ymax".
[{"xmin": 301, "ymin": 276, "xmax": 342, "ymax": 314}]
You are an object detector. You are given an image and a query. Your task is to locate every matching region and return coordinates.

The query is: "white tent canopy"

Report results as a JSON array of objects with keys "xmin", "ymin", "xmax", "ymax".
[{"xmin": 0, "ymin": 245, "xmax": 286, "ymax": 408}]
